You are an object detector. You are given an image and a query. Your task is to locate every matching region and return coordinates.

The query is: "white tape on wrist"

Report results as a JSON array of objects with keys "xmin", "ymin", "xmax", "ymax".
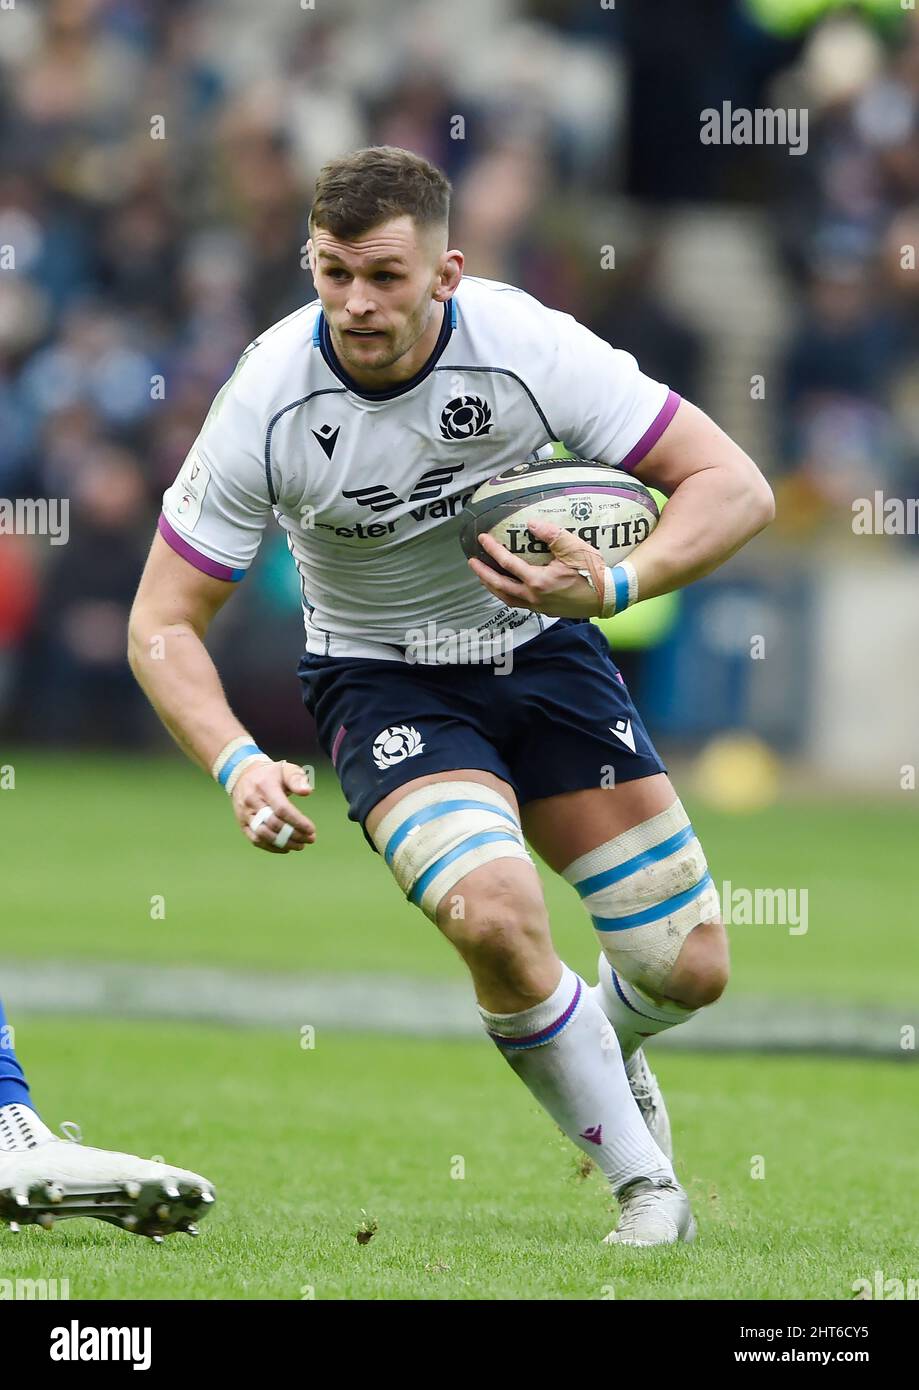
[
  {"xmin": 212, "ymin": 736, "xmax": 254, "ymax": 780},
  {"xmin": 225, "ymin": 754, "xmax": 272, "ymax": 796},
  {"xmin": 600, "ymin": 560, "xmax": 639, "ymax": 618},
  {"xmin": 212, "ymin": 736, "xmax": 272, "ymax": 796},
  {"xmin": 601, "ymin": 565, "xmax": 615, "ymax": 616}
]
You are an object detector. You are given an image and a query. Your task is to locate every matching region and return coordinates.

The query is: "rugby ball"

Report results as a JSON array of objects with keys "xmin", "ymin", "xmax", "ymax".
[{"xmin": 459, "ymin": 457, "xmax": 659, "ymax": 571}]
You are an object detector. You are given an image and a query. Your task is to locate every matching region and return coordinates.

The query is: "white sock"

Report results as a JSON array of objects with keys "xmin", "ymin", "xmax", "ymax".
[
  {"xmin": 593, "ymin": 952, "xmax": 697, "ymax": 1061},
  {"xmin": 479, "ymin": 961, "xmax": 674, "ymax": 1194},
  {"xmin": 0, "ymin": 1102, "xmax": 56, "ymax": 1151}
]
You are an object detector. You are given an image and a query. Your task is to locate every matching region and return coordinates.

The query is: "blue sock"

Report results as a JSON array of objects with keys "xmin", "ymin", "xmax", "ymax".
[{"xmin": 0, "ymin": 997, "xmax": 35, "ymax": 1111}]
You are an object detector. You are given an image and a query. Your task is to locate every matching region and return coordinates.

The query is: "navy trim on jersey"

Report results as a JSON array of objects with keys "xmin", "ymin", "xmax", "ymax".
[
  {"xmin": 264, "ymin": 386, "xmax": 349, "ymax": 506},
  {"xmin": 433, "ymin": 364, "xmax": 557, "ymax": 439},
  {"xmin": 316, "ymin": 301, "xmax": 454, "ymax": 402}
]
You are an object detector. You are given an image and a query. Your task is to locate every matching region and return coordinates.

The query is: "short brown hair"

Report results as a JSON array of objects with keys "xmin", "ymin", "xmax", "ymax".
[{"xmin": 309, "ymin": 146, "xmax": 451, "ymax": 240}]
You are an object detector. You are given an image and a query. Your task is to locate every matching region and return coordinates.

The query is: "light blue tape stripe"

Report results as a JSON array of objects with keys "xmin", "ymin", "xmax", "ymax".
[
  {"xmin": 384, "ymin": 799, "xmax": 518, "ymax": 868},
  {"xmin": 592, "ymin": 871, "xmax": 714, "ymax": 933},
  {"xmin": 217, "ymin": 743, "xmax": 263, "ymax": 788},
  {"xmin": 612, "ymin": 564, "xmax": 631, "ymax": 612},
  {"xmin": 574, "ymin": 823, "xmax": 696, "ymax": 899},
  {"xmin": 409, "ymin": 830, "xmax": 523, "ymax": 906}
]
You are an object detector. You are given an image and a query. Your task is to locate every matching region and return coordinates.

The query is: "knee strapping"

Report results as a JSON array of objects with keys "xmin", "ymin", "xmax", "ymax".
[
  {"xmin": 370, "ymin": 781, "xmax": 533, "ymax": 920},
  {"xmin": 562, "ymin": 799, "xmax": 720, "ymax": 994}
]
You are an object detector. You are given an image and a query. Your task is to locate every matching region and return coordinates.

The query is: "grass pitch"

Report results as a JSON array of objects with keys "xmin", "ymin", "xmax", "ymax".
[
  {"xmin": 2, "ymin": 1017, "xmax": 916, "ymax": 1300},
  {"xmin": 2, "ymin": 751, "xmax": 917, "ymax": 1005},
  {"xmin": 2, "ymin": 752, "xmax": 916, "ymax": 1299}
]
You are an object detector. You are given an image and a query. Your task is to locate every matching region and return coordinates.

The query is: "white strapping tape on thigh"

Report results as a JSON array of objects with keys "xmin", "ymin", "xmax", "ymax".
[
  {"xmin": 561, "ymin": 798, "xmax": 721, "ymax": 993},
  {"xmin": 370, "ymin": 781, "xmax": 532, "ymax": 919}
]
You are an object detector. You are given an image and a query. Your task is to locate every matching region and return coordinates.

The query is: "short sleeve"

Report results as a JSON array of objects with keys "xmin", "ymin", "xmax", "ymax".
[
  {"xmin": 545, "ymin": 311, "xmax": 681, "ymax": 471},
  {"xmin": 159, "ymin": 351, "xmax": 273, "ymax": 582}
]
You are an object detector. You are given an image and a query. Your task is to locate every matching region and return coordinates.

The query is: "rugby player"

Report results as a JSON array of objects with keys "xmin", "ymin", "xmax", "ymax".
[{"xmin": 11, "ymin": 146, "xmax": 772, "ymax": 1246}]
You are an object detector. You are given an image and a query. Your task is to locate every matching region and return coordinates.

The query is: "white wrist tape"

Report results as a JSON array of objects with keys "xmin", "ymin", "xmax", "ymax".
[
  {"xmin": 600, "ymin": 560, "xmax": 639, "ymax": 618},
  {"xmin": 212, "ymin": 736, "xmax": 272, "ymax": 795}
]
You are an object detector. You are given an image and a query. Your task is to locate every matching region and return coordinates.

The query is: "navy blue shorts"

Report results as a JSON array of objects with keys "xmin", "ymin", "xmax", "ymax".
[{"xmin": 297, "ymin": 618, "xmax": 666, "ymax": 840}]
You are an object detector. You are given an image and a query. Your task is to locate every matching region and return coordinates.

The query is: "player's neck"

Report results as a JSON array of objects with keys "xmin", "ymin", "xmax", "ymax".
[{"xmin": 325, "ymin": 302, "xmax": 448, "ymax": 393}]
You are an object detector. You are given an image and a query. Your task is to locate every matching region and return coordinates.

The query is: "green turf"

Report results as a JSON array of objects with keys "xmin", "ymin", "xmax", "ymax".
[
  {"xmin": 1, "ymin": 751, "xmax": 916, "ymax": 1005},
  {"xmin": 2, "ymin": 1017, "xmax": 915, "ymax": 1300}
]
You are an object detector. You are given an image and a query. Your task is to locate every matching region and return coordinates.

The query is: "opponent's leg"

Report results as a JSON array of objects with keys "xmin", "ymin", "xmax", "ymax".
[
  {"xmin": 0, "ymin": 995, "xmax": 56, "ymax": 1150},
  {"xmin": 0, "ymin": 996, "xmax": 215, "ymax": 1240},
  {"xmin": 367, "ymin": 771, "xmax": 694, "ymax": 1243}
]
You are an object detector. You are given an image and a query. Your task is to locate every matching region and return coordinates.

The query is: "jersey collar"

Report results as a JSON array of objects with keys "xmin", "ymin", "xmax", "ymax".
[{"xmin": 315, "ymin": 299, "xmax": 456, "ymax": 401}]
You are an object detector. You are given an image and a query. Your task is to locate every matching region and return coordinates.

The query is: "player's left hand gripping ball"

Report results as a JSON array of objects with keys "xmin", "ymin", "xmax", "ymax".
[{"xmin": 469, "ymin": 519, "xmax": 608, "ymax": 618}]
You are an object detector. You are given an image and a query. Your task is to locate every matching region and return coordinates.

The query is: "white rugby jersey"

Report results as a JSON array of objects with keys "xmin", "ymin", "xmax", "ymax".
[{"xmin": 159, "ymin": 275, "xmax": 680, "ymax": 661}]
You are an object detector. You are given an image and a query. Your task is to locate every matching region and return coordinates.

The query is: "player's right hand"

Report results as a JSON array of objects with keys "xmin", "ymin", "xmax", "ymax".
[{"xmin": 231, "ymin": 759, "xmax": 316, "ymax": 853}]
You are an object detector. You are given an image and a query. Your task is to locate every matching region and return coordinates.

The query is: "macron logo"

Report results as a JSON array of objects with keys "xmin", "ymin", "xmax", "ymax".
[
  {"xmin": 609, "ymin": 719, "xmax": 635, "ymax": 753},
  {"xmin": 311, "ymin": 424, "xmax": 341, "ymax": 460},
  {"xmin": 50, "ymin": 1320, "xmax": 151, "ymax": 1371},
  {"xmin": 580, "ymin": 1124, "xmax": 603, "ymax": 1146}
]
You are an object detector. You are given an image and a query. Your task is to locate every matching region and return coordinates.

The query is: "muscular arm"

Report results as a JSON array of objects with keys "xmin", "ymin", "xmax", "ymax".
[
  {"xmin": 468, "ymin": 399, "xmax": 775, "ymax": 616},
  {"xmin": 128, "ymin": 533, "xmax": 245, "ymax": 770},
  {"xmin": 626, "ymin": 398, "xmax": 775, "ymax": 599},
  {"xmin": 128, "ymin": 533, "xmax": 314, "ymax": 851}
]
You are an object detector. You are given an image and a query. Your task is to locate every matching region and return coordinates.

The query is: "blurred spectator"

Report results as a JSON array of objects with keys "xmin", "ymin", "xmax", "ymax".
[
  {"xmin": 20, "ymin": 302, "xmax": 157, "ymax": 434},
  {"xmin": 0, "ymin": 0, "xmax": 916, "ymax": 743},
  {"xmin": 782, "ymin": 251, "xmax": 895, "ymax": 412},
  {"xmin": 585, "ymin": 236, "xmax": 703, "ymax": 405},
  {"xmin": 0, "ymin": 537, "xmax": 39, "ymax": 724},
  {"xmin": 14, "ymin": 449, "xmax": 152, "ymax": 745}
]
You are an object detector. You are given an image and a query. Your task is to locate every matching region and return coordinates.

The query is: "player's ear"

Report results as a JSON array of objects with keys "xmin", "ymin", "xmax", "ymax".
[
  {"xmin": 433, "ymin": 249, "xmax": 463, "ymax": 301},
  {"xmin": 305, "ymin": 238, "xmax": 317, "ymax": 275}
]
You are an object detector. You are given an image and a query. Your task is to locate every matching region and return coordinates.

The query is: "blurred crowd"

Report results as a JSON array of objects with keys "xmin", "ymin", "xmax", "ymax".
[{"xmin": 0, "ymin": 0, "xmax": 917, "ymax": 744}]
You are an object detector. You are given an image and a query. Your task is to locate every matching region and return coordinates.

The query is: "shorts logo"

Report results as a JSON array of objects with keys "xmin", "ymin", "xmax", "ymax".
[
  {"xmin": 440, "ymin": 395, "xmax": 493, "ymax": 440},
  {"xmin": 609, "ymin": 719, "xmax": 636, "ymax": 752},
  {"xmin": 372, "ymin": 724, "xmax": 426, "ymax": 770}
]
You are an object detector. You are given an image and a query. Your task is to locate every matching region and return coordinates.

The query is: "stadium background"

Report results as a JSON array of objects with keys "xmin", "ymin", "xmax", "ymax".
[{"xmin": 1, "ymin": 0, "xmax": 917, "ymax": 1300}]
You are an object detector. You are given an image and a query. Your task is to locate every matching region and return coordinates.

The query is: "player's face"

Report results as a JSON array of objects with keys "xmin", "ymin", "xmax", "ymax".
[{"xmin": 308, "ymin": 216, "xmax": 462, "ymax": 387}]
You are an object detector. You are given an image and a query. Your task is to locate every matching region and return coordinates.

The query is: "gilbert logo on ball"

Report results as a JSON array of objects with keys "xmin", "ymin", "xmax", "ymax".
[
  {"xmin": 372, "ymin": 725, "xmax": 426, "ymax": 771},
  {"xmin": 459, "ymin": 456, "xmax": 659, "ymax": 572}
]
